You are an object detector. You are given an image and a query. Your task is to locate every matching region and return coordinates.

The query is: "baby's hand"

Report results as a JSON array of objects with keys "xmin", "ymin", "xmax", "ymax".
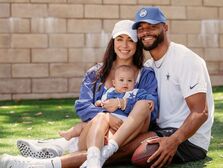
[{"xmin": 95, "ymin": 100, "xmax": 102, "ymax": 107}]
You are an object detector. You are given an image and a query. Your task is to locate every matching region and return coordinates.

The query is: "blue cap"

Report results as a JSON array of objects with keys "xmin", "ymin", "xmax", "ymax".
[{"xmin": 132, "ymin": 6, "xmax": 167, "ymax": 29}]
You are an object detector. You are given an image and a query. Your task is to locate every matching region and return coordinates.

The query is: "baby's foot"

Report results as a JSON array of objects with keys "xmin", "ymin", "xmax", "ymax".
[{"xmin": 58, "ymin": 131, "xmax": 72, "ymax": 140}]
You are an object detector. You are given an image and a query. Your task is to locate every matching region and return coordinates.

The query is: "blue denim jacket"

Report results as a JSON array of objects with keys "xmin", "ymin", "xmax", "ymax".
[{"xmin": 75, "ymin": 63, "xmax": 158, "ymax": 123}]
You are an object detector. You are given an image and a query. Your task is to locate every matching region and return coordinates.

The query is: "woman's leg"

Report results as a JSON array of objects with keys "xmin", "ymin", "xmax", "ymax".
[
  {"xmin": 0, "ymin": 132, "xmax": 158, "ymax": 168},
  {"xmin": 78, "ymin": 113, "xmax": 109, "ymax": 150},
  {"xmin": 106, "ymin": 113, "xmax": 149, "ymax": 147},
  {"xmin": 100, "ymin": 100, "xmax": 151, "ymax": 165},
  {"xmin": 61, "ymin": 132, "xmax": 157, "ymax": 168},
  {"xmin": 86, "ymin": 113, "xmax": 109, "ymax": 148},
  {"xmin": 113, "ymin": 100, "xmax": 151, "ymax": 145},
  {"xmin": 120, "ymin": 115, "xmax": 150, "ymax": 146},
  {"xmin": 80, "ymin": 113, "xmax": 110, "ymax": 168},
  {"xmin": 78, "ymin": 121, "xmax": 93, "ymax": 150},
  {"xmin": 106, "ymin": 131, "xmax": 157, "ymax": 165}
]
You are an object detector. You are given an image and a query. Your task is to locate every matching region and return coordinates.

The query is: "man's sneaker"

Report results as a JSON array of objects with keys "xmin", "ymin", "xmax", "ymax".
[
  {"xmin": 17, "ymin": 139, "xmax": 63, "ymax": 159},
  {"xmin": 0, "ymin": 154, "xmax": 43, "ymax": 168}
]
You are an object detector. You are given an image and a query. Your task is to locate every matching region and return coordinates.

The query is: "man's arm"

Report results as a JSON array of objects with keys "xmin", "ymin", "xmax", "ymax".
[
  {"xmin": 148, "ymin": 92, "xmax": 208, "ymax": 168},
  {"xmin": 171, "ymin": 92, "xmax": 208, "ymax": 144}
]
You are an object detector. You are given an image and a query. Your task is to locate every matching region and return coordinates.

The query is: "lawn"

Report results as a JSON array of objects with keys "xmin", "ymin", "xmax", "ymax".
[{"xmin": 0, "ymin": 86, "xmax": 223, "ymax": 168}]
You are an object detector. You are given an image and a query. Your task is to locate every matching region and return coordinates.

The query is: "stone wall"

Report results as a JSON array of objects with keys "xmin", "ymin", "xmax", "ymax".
[{"xmin": 0, "ymin": 0, "xmax": 223, "ymax": 101}]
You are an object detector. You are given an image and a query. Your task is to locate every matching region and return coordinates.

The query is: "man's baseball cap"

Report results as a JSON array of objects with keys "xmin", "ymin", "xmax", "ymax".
[
  {"xmin": 132, "ymin": 6, "xmax": 167, "ymax": 29},
  {"xmin": 112, "ymin": 20, "xmax": 138, "ymax": 42}
]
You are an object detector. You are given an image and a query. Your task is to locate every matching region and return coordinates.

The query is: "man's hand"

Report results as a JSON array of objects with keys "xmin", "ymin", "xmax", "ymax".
[{"xmin": 146, "ymin": 136, "xmax": 179, "ymax": 168}]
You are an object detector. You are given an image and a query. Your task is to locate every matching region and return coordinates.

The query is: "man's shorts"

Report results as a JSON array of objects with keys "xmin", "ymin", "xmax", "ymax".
[{"xmin": 153, "ymin": 127, "xmax": 207, "ymax": 163}]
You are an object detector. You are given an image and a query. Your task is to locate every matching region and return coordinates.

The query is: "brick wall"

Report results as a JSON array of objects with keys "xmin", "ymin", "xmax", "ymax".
[{"xmin": 0, "ymin": 0, "xmax": 223, "ymax": 101}]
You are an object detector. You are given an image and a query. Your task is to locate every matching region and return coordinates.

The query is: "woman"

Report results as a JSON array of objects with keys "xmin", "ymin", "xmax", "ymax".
[{"xmin": 0, "ymin": 20, "xmax": 158, "ymax": 168}]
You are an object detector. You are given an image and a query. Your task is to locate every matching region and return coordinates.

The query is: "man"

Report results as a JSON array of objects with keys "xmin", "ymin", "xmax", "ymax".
[
  {"xmin": 96, "ymin": 6, "xmax": 214, "ymax": 167},
  {"xmin": 130, "ymin": 6, "xmax": 214, "ymax": 167},
  {"xmin": 0, "ymin": 6, "xmax": 214, "ymax": 168}
]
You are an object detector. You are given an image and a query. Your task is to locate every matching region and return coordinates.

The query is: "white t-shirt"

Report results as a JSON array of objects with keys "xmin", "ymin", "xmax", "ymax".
[{"xmin": 144, "ymin": 42, "xmax": 214, "ymax": 151}]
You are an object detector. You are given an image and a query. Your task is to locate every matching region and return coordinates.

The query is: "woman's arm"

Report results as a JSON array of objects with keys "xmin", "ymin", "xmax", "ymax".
[
  {"xmin": 75, "ymin": 65, "xmax": 105, "ymax": 122},
  {"xmin": 137, "ymin": 67, "xmax": 159, "ymax": 123}
]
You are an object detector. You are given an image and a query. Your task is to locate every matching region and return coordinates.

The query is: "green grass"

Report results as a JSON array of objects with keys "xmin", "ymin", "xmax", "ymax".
[
  {"xmin": 0, "ymin": 86, "xmax": 223, "ymax": 168},
  {"xmin": 0, "ymin": 99, "xmax": 79, "ymax": 154}
]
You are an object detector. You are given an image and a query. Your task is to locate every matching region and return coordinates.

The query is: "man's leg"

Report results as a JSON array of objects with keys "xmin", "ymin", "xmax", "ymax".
[
  {"xmin": 172, "ymin": 140, "xmax": 207, "ymax": 163},
  {"xmin": 131, "ymin": 127, "xmax": 207, "ymax": 167},
  {"xmin": 154, "ymin": 127, "xmax": 207, "ymax": 163},
  {"xmin": 0, "ymin": 154, "xmax": 62, "ymax": 168},
  {"xmin": 60, "ymin": 151, "xmax": 87, "ymax": 168}
]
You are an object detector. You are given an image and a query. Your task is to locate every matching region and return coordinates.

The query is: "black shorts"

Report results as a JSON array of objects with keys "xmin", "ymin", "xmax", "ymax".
[{"xmin": 153, "ymin": 127, "xmax": 207, "ymax": 163}]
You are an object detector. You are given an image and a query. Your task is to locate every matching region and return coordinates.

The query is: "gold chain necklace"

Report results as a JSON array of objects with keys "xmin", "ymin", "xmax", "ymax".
[{"xmin": 153, "ymin": 56, "xmax": 166, "ymax": 69}]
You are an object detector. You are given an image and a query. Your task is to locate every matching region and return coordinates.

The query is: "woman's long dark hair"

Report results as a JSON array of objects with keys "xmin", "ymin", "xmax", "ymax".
[{"xmin": 98, "ymin": 38, "xmax": 144, "ymax": 83}]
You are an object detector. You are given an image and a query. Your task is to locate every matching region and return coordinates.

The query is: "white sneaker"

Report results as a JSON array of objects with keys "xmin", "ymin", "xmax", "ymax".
[
  {"xmin": 0, "ymin": 154, "xmax": 45, "ymax": 168},
  {"xmin": 17, "ymin": 139, "xmax": 63, "ymax": 159}
]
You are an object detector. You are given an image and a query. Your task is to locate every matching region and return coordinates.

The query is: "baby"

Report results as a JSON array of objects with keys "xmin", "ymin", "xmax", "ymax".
[{"xmin": 59, "ymin": 65, "xmax": 154, "ymax": 140}]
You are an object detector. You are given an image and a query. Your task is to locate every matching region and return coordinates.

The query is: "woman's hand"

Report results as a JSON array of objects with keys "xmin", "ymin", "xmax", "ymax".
[
  {"xmin": 148, "ymin": 100, "xmax": 154, "ymax": 111},
  {"xmin": 108, "ymin": 114, "xmax": 123, "ymax": 134},
  {"xmin": 95, "ymin": 100, "xmax": 102, "ymax": 107},
  {"xmin": 101, "ymin": 98, "xmax": 119, "ymax": 112}
]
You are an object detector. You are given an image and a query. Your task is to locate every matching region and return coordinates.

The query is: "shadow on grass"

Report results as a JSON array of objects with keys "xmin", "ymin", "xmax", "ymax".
[
  {"xmin": 212, "ymin": 86, "xmax": 223, "ymax": 93},
  {"xmin": 0, "ymin": 98, "xmax": 77, "ymax": 139},
  {"xmin": 0, "ymin": 98, "xmax": 75, "ymax": 106}
]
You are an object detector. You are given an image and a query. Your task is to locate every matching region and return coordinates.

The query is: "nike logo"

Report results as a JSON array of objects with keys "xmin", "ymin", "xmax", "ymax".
[
  {"xmin": 37, "ymin": 139, "xmax": 50, "ymax": 143},
  {"xmin": 190, "ymin": 83, "xmax": 198, "ymax": 89},
  {"xmin": 37, "ymin": 140, "xmax": 45, "ymax": 143}
]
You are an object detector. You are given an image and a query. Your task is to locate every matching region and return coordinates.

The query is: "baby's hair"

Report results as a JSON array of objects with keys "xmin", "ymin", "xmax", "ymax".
[{"xmin": 115, "ymin": 65, "xmax": 135, "ymax": 76}]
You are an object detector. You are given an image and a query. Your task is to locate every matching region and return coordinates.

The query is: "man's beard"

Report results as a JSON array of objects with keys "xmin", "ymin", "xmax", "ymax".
[{"xmin": 140, "ymin": 30, "xmax": 164, "ymax": 51}]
